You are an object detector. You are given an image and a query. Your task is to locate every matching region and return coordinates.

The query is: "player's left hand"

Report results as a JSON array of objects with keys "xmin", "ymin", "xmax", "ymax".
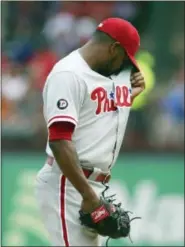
[
  {"xmin": 130, "ymin": 70, "xmax": 145, "ymax": 101},
  {"xmin": 79, "ymin": 196, "xmax": 131, "ymax": 239}
]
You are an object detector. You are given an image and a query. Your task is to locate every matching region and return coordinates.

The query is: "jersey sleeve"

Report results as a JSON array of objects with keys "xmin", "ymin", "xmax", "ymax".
[{"xmin": 43, "ymin": 71, "xmax": 85, "ymax": 128}]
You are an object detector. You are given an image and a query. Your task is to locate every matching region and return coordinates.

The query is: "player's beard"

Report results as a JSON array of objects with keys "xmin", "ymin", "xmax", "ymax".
[
  {"xmin": 111, "ymin": 58, "xmax": 134, "ymax": 76},
  {"xmin": 95, "ymin": 64, "xmax": 111, "ymax": 78},
  {"xmin": 95, "ymin": 56, "xmax": 133, "ymax": 78},
  {"xmin": 95, "ymin": 57, "xmax": 119, "ymax": 77},
  {"xmin": 99, "ymin": 59, "xmax": 133, "ymax": 77}
]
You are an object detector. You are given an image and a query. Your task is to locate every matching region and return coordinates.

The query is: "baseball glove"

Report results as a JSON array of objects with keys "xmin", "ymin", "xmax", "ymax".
[{"xmin": 79, "ymin": 188, "xmax": 141, "ymax": 245}]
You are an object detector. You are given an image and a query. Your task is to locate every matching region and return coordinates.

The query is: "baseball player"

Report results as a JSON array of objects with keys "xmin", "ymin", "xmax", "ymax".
[{"xmin": 35, "ymin": 18, "xmax": 145, "ymax": 246}]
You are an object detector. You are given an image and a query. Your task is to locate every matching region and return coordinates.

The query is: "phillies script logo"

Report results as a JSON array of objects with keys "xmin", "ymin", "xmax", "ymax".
[{"xmin": 91, "ymin": 86, "xmax": 132, "ymax": 115}]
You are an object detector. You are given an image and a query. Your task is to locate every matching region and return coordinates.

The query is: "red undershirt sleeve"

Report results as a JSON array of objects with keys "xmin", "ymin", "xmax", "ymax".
[{"xmin": 49, "ymin": 121, "xmax": 75, "ymax": 141}]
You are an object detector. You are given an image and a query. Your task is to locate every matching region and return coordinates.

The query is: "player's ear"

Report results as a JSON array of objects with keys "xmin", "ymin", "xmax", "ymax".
[{"xmin": 109, "ymin": 42, "xmax": 120, "ymax": 58}]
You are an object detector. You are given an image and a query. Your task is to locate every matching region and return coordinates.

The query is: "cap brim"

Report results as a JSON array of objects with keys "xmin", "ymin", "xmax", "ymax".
[{"xmin": 127, "ymin": 53, "xmax": 140, "ymax": 71}]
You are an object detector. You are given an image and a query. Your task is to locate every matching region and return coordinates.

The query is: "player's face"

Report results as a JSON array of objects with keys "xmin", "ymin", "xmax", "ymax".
[
  {"xmin": 109, "ymin": 42, "xmax": 134, "ymax": 75},
  {"xmin": 98, "ymin": 42, "xmax": 132, "ymax": 77}
]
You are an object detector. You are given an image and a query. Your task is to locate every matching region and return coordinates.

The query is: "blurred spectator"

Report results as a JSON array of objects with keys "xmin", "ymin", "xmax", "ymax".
[
  {"xmin": 83, "ymin": 2, "xmax": 114, "ymax": 23},
  {"xmin": 2, "ymin": 59, "xmax": 30, "ymax": 127},
  {"xmin": 4, "ymin": 19, "xmax": 34, "ymax": 64},
  {"xmin": 43, "ymin": 12, "xmax": 97, "ymax": 57},
  {"xmin": 2, "ymin": 60, "xmax": 29, "ymax": 105},
  {"xmin": 60, "ymin": 2, "xmax": 86, "ymax": 17},
  {"xmin": 76, "ymin": 17, "xmax": 97, "ymax": 45},
  {"xmin": 123, "ymin": 50, "xmax": 156, "ymax": 150},
  {"xmin": 150, "ymin": 66, "xmax": 184, "ymax": 150},
  {"xmin": 27, "ymin": 38, "xmax": 58, "ymax": 91},
  {"xmin": 43, "ymin": 12, "xmax": 77, "ymax": 56},
  {"xmin": 1, "ymin": 1, "xmax": 184, "ymax": 152},
  {"xmin": 2, "ymin": 58, "xmax": 45, "ymax": 137},
  {"xmin": 2, "ymin": 96, "xmax": 12, "ymax": 121}
]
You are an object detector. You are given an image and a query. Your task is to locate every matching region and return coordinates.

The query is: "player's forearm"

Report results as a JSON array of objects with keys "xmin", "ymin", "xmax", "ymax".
[{"xmin": 49, "ymin": 140, "xmax": 97, "ymax": 200}]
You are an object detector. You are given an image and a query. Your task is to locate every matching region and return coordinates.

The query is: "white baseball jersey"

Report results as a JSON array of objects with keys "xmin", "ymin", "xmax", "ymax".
[{"xmin": 43, "ymin": 49, "xmax": 132, "ymax": 172}]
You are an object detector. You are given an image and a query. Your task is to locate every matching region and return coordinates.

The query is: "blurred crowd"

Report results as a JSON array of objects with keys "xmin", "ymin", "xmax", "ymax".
[{"xmin": 1, "ymin": 1, "xmax": 184, "ymax": 152}]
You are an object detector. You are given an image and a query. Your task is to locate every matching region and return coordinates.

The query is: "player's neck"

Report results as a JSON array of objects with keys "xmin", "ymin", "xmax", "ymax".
[{"xmin": 79, "ymin": 43, "xmax": 104, "ymax": 73}]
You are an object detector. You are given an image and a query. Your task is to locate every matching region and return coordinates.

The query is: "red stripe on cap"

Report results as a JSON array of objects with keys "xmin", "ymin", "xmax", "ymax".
[
  {"xmin": 48, "ymin": 115, "xmax": 77, "ymax": 124},
  {"xmin": 60, "ymin": 175, "xmax": 69, "ymax": 246}
]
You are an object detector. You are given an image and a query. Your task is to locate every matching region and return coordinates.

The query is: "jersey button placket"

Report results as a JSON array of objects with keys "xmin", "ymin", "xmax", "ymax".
[{"xmin": 108, "ymin": 83, "xmax": 119, "ymax": 169}]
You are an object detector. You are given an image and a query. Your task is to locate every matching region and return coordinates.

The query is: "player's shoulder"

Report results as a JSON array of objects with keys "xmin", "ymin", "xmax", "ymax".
[
  {"xmin": 43, "ymin": 50, "xmax": 88, "ymax": 95},
  {"xmin": 47, "ymin": 50, "xmax": 86, "ymax": 83}
]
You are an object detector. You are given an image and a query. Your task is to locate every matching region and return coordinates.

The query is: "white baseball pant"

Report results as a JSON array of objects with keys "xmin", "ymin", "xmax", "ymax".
[{"xmin": 35, "ymin": 163, "xmax": 110, "ymax": 246}]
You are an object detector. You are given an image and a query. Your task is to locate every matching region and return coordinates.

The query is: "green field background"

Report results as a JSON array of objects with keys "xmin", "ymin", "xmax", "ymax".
[{"xmin": 2, "ymin": 152, "xmax": 184, "ymax": 246}]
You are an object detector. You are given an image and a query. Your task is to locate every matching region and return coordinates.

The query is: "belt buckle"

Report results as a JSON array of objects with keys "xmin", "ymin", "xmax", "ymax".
[{"xmin": 103, "ymin": 173, "xmax": 111, "ymax": 183}]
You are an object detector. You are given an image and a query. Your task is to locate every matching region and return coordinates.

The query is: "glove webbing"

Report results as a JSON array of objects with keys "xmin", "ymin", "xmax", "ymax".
[{"xmin": 101, "ymin": 182, "xmax": 141, "ymax": 247}]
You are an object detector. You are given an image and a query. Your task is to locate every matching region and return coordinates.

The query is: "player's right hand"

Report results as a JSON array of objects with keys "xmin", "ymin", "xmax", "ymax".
[
  {"xmin": 130, "ymin": 70, "xmax": 145, "ymax": 101},
  {"xmin": 81, "ymin": 197, "xmax": 101, "ymax": 213}
]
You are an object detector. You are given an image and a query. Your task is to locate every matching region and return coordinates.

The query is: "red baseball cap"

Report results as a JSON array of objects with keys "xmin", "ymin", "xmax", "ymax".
[{"xmin": 97, "ymin": 18, "xmax": 140, "ymax": 71}]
